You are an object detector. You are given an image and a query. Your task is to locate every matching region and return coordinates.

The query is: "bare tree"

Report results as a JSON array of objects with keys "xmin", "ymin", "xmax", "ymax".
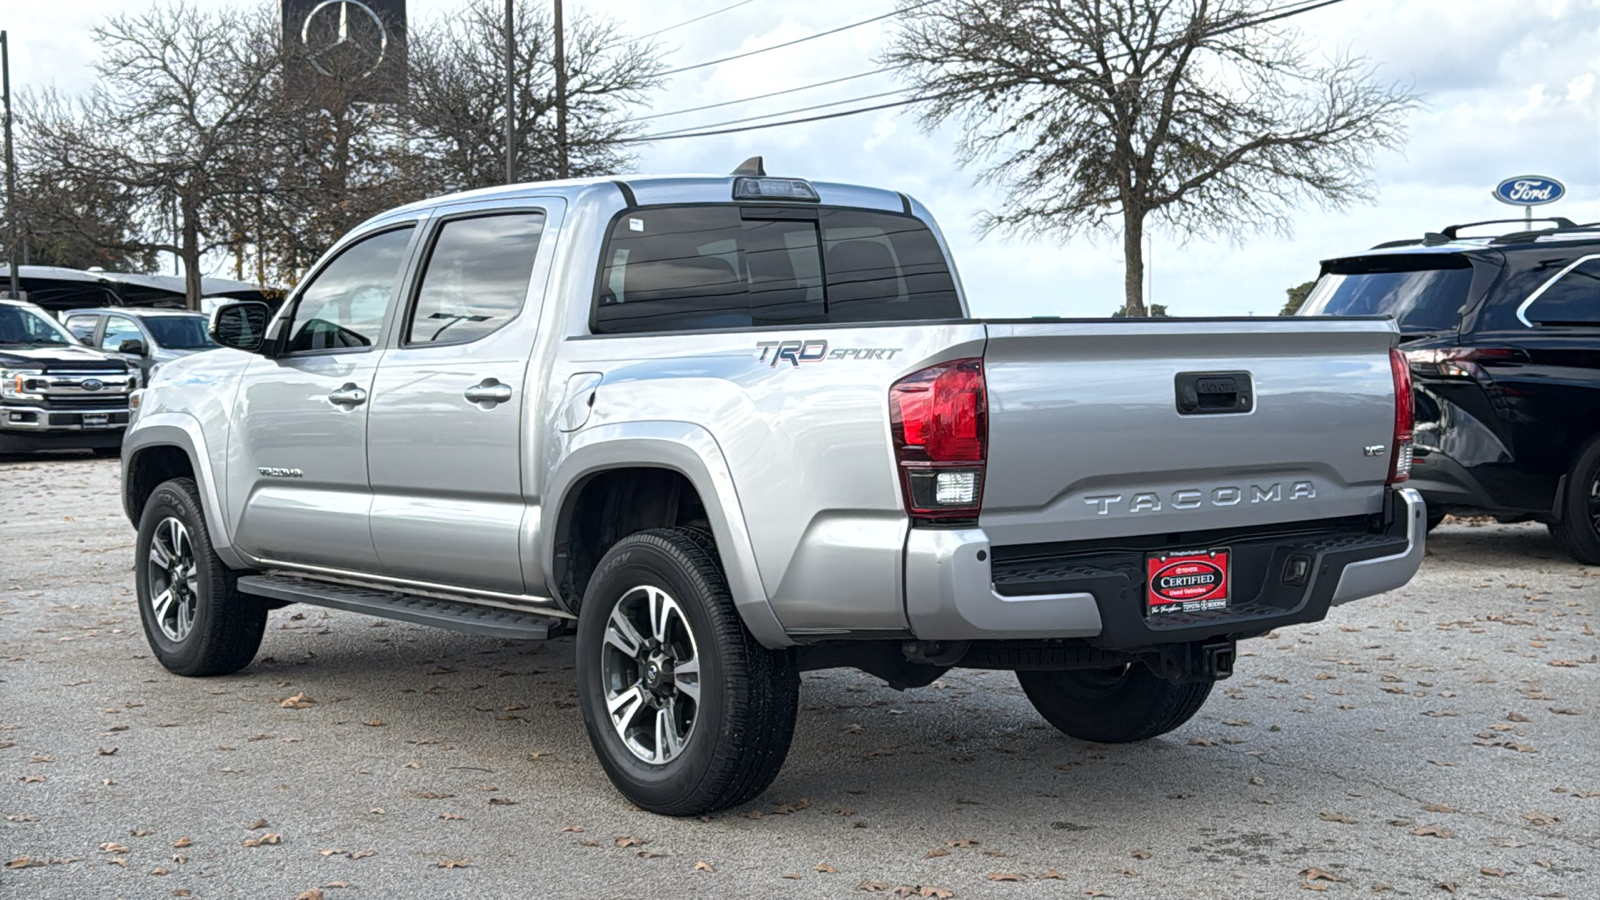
[
  {"xmin": 12, "ymin": 92, "xmax": 156, "ymax": 272},
  {"xmin": 406, "ymin": 0, "xmax": 665, "ymax": 192},
  {"xmin": 886, "ymin": 0, "xmax": 1417, "ymax": 315},
  {"xmin": 22, "ymin": 3, "xmax": 283, "ymax": 307}
]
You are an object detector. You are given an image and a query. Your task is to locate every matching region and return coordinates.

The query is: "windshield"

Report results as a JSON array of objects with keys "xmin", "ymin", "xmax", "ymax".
[
  {"xmin": 144, "ymin": 315, "xmax": 218, "ymax": 350},
  {"xmin": 0, "ymin": 305, "xmax": 77, "ymax": 347},
  {"xmin": 1298, "ymin": 260, "xmax": 1472, "ymax": 333}
]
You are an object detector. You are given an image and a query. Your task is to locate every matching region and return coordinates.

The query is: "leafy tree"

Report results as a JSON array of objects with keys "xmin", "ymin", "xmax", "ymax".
[
  {"xmin": 887, "ymin": 0, "xmax": 1417, "ymax": 316},
  {"xmin": 1282, "ymin": 279, "xmax": 1317, "ymax": 315}
]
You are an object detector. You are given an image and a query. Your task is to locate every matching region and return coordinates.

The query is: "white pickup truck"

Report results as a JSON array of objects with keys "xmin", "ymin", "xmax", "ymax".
[{"xmin": 121, "ymin": 166, "xmax": 1426, "ymax": 815}]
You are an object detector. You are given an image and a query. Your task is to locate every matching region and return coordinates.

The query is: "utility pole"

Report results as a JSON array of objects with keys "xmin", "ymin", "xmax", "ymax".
[
  {"xmin": 554, "ymin": 0, "xmax": 568, "ymax": 179},
  {"xmin": 504, "ymin": 0, "xmax": 515, "ymax": 184},
  {"xmin": 2, "ymin": 31, "xmax": 19, "ymax": 299}
]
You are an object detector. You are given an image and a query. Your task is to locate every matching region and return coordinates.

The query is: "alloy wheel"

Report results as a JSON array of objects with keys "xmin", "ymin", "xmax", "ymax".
[
  {"xmin": 147, "ymin": 516, "xmax": 199, "ymax": 642},
  {"xmin": 599, "ymin": 585, "xmax": 701, "ymax": 765}
]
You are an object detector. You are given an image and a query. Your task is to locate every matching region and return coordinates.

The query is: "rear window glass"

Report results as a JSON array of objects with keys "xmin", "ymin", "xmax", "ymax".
[
  {"xmin": 144, "ymin": 316, "xmax": 217, "ymax": 350},
  {"xmin": 594, "ymin": 206, "xmax": 961, "ymax": 334},
  {"xmin": 1298, "ymin": 257, "xmax": 1472, "ymax": 333},
  {"xmin": 1523, "ymin": 257, "xmax": 1600, "ymax": 325}
]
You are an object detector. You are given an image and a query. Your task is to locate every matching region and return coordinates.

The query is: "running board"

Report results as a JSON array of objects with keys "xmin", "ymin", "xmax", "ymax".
[{"xmin": 236, "ymin": 574, "xmax": 559, "ymax": 640}]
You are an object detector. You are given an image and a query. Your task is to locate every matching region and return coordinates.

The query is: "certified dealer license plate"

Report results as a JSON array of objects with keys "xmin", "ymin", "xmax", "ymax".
[
  {"xmin": 1146, "ymin": 549, "xmax": 1230, "ymax": 616},
  {"xmin": 81, "ymin": 414, "xmax": 109, "ymax": 429}
]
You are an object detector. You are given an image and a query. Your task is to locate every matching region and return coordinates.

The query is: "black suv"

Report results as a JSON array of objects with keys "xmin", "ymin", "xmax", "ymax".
[{"xmin": 1298, "ymin": 217, "xmax": 1600, "ymax": 564}]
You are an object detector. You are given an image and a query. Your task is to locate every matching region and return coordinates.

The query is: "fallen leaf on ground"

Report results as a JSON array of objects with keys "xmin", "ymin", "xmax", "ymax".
[
  {"xmin": 99, "ymin": 843, "xmax": 130, "ymax": 853},
  {"xmin": 1411, "ymin": 825, "xmax": 1453, "ymax": 838},
  {"xmin": 1188, "ymin": 737, "xmax": 1217, "ymax": 747},
  {"xmin": 987, "ymin": 872, "xmax": 1027, "ymax": 881},
  {"xmin": 6, "ymin": 856, "xmax": 43, "ymax": 870},
  {"xmin": 561, "ymin": 825, "xmax": 584, "ymax": 833},
  {"xmin": 436, "ymin": 858, "xmax": 470, "ymax": 869},
  {"xmin": 295, "ymin": 891, "xmax": 324, "ymax": 900},
  {"xmin": 815, "ymin": 863, "xmax": 838, "ymax": 873},
  {"xmin": 614, "ymin": 836, "xmax": 646, "ymax": 848},
  {"xmin": 1301, "ymin": 867, "xmax": 1344, "ymax": 882},
  {"xmin": 694, "ymin": 860, "xmax": 714, "ymax": 872},
  {"xmin": 945, "ymin": 838, "xmax": 978, "ymax": 848},
  {"xmin": 1480, "ymin": 867, "xmax": 1507, "ymax": 877},
  {"xmin": 241, "ymin": 832, "xmax": 281, "ymax": 847},
  {"xmin": 1130, "ymin": 849, "xmax": 1152, "ymax": 860},
  {"xmin": 363, "ymin": 719, "xmax": 383, "ymax": 727},
  {"xmin": 924, "ymin": 849, "xmax": 949, "ymax": 858},
  {"xmin": 172, "ymin": 837, "xmax": 192, "ymax": 848},
  {"xmin": 1319, "ymin": 813, "xmax": 1355, "ymax": 824},
  {"xmin": 1522, "ymin": 812, "xmax": 1558, "ymax": 825},
  {"xmin": 248, "ymin": 818, "xmax": 269, "ymax": 830},
  {"xmin": 279, "ymin": 693, "xmax": 314, "ymax": 709},
  {"xmin": 782, "ymin": 873, "xmax": 802, "ymax": 880},
  {"xmin": 857, "ymin": 883, "xmax": 890, "ymax": 893}
]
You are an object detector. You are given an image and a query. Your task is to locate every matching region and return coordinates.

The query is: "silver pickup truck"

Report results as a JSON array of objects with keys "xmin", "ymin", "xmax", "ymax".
[{"xmin": 121, "ymin": 169, "xmax": 1425, "ymax": 815}]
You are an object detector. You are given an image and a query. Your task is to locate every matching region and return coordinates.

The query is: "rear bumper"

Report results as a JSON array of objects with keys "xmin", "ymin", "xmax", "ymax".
[
  {"xmin": 0, "ymin": 424, "xmax": 125, "ymax": 451},
  {"xmin": 904, "ymin": 488, "xmax": 1426, "ymax": 649}
]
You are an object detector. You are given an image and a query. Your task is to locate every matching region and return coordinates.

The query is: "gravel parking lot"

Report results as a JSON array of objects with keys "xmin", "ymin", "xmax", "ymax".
[{"xmin": 1, "ymin": 454, "xmax": 1596, "ymax": 899}]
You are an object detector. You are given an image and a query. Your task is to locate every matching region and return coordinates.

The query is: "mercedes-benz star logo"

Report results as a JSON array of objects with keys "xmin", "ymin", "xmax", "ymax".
[{"xmin": 301, "ymin": 0, "xmax": 389, "ymax": 80}]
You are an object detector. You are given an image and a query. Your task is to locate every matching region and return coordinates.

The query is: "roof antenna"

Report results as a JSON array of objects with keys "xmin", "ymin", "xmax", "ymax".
[{"xmin": 731, "ymin": 156, "xmax": 765, "ymax": 176}]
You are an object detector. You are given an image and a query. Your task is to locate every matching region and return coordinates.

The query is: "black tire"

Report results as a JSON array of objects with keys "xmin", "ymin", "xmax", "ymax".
[
  {"xmin": 1550, "ymin": 437, "xmax": 1600, "ymax": 565},
  {"xmin": 575, "ymin": 527, "xmax": 799, "ymax": 816},
  {"xmin": 1425, "ymin": 509, "xmax": 1446, "ymax": 532},
  {"xmin": 135, "ymin": 477, "xmax": 267, "ymax": 676},
  {"xmin": 1017, "ymin": 663, "xmax": 1213, "ymax": 744}
]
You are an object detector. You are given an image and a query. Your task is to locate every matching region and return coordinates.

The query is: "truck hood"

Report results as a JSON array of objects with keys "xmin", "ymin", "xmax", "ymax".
[{"xmin": 0, "ymin": 344, "xmax": 130, "ymax": 371}]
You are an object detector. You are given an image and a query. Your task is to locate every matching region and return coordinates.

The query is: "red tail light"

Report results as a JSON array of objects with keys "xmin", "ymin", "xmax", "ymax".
[
  {"xmin": 889, "ymin": 359, "xmax": 986, "ymax": 522},
  {"xmin": 1388, "ymin": 347, "xmax": 1413, "ymax": 484}
]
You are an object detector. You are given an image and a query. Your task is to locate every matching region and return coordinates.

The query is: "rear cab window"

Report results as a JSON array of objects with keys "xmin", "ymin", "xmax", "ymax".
[
  {"xmin": 593, "ymin": 206, "xmax": 962, "ymax": 334},
  {"xmin": 1298, "ymin": 254, "xmax": 1474, "ymax": 334}
]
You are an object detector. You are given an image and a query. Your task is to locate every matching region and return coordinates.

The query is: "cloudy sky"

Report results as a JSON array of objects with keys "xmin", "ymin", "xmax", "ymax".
[{"xmin": 6, "ymin": 0, "xmax": 1599, "ymax": 316}]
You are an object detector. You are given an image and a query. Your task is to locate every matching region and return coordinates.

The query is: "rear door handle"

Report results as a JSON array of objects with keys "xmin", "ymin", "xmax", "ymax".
[
  {"xmin": 327, "ymin": 384, "xmax": 368, "ymax": 407},
  {"xmin": 464, "ymin": 379, "xmax": 513, "ymax": 406}
]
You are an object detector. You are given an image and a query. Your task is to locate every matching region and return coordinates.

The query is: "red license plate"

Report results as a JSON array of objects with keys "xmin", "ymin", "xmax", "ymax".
[{"xmin": 1146, "ymin": 549, "xmax": 1230, "ymax": 616}]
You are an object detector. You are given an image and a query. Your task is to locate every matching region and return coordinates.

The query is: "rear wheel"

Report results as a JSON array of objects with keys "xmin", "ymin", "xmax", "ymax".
[
  {"xmin": 1017, "ymin": 663, "xmax": 1213, "ymax": 744},
  {"xmin": 135, "ymin": 477, "xmax": 267, "ymax": 676},
  {"xmin": 1550, "ymin": 438, "xmax": 1600, "ymax": 565},
  {"xmin": 575, "ymin": 528, "xmax": 799, "ymax": 815}
]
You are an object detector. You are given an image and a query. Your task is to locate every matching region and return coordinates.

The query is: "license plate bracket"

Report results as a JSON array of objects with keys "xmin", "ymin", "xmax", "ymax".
[
  {"xmin": 81, "ymin": 414, "xmax": 109, "ymax": 429},
  {"xmin": 1146, "ymin": 548, "xmax": 1230, "ymax": 616}
]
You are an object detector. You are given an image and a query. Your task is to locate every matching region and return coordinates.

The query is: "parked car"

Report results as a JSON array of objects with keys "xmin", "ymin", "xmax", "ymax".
[
  {"xmin": 0, "ymin": 298, "xmax": 138, "ymax": 456},
  {"xmin": 1298, "ymin": 217, "xmax": 1600, "ymax": 563},
  {"xmin": 121, "ymin": 168, "xmax": 1424, "ymax": 815},
  {"xmin": 62, "ymin": 307, "xmax": 219, "ymax": 381}
]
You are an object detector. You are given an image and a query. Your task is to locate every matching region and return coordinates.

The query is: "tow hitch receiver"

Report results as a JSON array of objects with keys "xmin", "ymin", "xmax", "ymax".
[{"xmin": 1142, "ymin": 640, "xmax": 1237, "ymax": 684}]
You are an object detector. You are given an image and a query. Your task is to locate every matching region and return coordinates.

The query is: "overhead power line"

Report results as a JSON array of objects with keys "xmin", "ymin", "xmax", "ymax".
[
  {"xmin": 640, "ymin": 0, "xmax": 760, "ymax": 41},
  {"xmin": 646, "ymin": 87, "xmax": 908, "ymax": 136},
  {"xmin": 629, "ymin": 66, "xmax": 899, "ymax": 123},
  {"xmin": 656, "ymin": 1, "xmax": 935, "ymax": 78},
  {"xmin": 635, "ymin": 0, "xmax": 1348, "ymax": 142}
]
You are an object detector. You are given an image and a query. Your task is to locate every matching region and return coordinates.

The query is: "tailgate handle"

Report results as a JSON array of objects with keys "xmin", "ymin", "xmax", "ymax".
[{"xmin": 1175, "ymin": 371, "xmax": 1253, "ymax": 415}]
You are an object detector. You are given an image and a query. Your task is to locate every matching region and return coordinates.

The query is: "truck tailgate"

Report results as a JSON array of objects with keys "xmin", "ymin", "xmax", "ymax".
[{"xmin": 978, "ymin": 318, "xmax": 1399, "ymax": 547}]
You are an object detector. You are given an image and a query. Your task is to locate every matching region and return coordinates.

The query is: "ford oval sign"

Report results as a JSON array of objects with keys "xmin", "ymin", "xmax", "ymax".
[{"xmin": 1494, "ymin": 175, "xmax": 1565, "ymax": 207}]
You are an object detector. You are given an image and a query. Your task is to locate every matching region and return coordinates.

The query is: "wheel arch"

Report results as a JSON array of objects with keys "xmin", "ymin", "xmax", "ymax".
[
  {"xmin": 122, "ymin": 415, "xmax": 244, "ymax": 568},
  {"xmin": 543, "ymin": 421, "xmax": 790, "ymax": 648}
]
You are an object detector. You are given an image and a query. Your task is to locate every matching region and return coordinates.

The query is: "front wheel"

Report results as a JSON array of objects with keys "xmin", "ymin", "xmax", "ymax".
[
  {"xmin": 1550, "ymin": 438, "xmax": 1600, "ymax": 565},
  {"xmin": 575, "ymin": 528, "xmax": 799, "ymax": 816},
  {"xmin": 1017, "ymin": 663, "xmax": 1213, "ymax": 744},
  {"xmin": 135, "ymin": 477, "xmax": 267, "ymax": 676}
]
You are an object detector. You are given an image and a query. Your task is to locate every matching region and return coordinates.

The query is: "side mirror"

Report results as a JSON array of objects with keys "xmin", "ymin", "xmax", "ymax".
[
  {"xmin": 209, "ymin": 301, "xmax": 271, "ymax": 353},
  {"xmin": 118, "ymin": 338, "xmax": 149, "ymax": 357}
]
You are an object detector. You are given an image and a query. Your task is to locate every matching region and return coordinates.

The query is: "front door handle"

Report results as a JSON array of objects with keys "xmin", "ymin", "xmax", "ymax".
[
  {"xmin": 327, "ymin": 384, "xmax": 368, "ymax": 407},
  {"xmin": 464, "ymin": 379, "xmax": 513, "ymax": 406}
]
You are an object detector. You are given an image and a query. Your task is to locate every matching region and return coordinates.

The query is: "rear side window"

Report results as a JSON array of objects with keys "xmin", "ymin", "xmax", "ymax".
[
  {"xmin": 63, "ymin": 315, "xmax": 99, "ymax": 341},
  {"xmin": 407, "ymin": 212, "xmax": 546, "ymax": 345},
  {"xmin": 1298, "ymin": 255, "xmax": 1472, "ymax": 333},
  {"xmin": 1522, "ymin": 256, "xmax": 1600, "ymax": 325},
  {"xmin": 594, "ymin": 206, "xmax": 961, "ymax": 334}
]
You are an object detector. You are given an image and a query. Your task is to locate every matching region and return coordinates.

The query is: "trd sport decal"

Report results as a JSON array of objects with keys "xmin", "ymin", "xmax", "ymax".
[{"xmin": 755, "ymin": 340, "xmax": 902, "ymax": 368}]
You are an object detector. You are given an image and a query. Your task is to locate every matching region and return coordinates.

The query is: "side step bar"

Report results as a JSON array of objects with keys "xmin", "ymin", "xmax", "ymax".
[{"xmin": 236, "ymin": 574, "xmax": 560, "ymax": 640}]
